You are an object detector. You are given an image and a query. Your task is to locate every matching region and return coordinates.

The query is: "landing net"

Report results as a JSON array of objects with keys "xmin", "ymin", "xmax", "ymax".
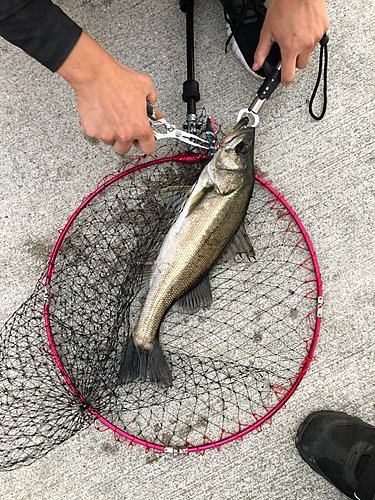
[{"xmin": 0, "ymin": 148, "xmax": 322, "ymax": 468}]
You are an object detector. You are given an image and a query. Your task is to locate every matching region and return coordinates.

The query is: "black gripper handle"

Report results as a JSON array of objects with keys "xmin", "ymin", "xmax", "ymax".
[
  {"xmin": 254, "ymin": 33, "xmax": 328, "ymax": 106},
  {"xmin": 257, "ymin": 60, "xmax": 281, "ymax": 102}
]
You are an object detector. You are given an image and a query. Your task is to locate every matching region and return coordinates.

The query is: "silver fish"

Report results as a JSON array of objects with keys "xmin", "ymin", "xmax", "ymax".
[{"xmin": 119, "ymin": 117, "xmax": 255, "ymax": 386}]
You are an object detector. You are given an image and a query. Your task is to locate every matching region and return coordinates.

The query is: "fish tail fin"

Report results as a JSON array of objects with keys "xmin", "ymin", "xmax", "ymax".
[
  {"xmin": 118, "ymin": 336, "xmax": 172, "ymax": 387},
  {"xmin": 148, "ymin": 339, "xmax": 172, "ymax": 387},
  {"xmin": 118, "ymin": 335, "xmax": 140, "ymax": 383}
]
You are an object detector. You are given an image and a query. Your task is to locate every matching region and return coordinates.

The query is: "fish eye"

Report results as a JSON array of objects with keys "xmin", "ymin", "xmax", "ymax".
[{"xmin": 235, "ymin": 142, "xmax": 249, "ymax": 155}]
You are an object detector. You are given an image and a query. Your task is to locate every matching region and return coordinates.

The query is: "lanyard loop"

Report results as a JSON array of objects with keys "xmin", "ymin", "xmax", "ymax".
[{"xmin": 309, "ymin": 33, "xmax": 329, "ymax": 121}]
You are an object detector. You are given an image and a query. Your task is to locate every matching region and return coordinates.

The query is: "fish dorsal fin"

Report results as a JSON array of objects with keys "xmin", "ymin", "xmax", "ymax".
[
  {"xmin": 221, "ymin": 221, "xmax": 256, "ymax": 260},
  {"xmin": 174, "ymin": 274, "xmax": 212, "ymax": 313}
]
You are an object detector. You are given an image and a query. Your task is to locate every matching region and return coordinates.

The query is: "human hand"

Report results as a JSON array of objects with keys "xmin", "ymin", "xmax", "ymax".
[
  {"xmin": 57, "ymin": 32, "xmax": 157, "ymax": 155},
  {"xmin": 252, "ymin": 0, "xmax": 330, "ymax": 85}
]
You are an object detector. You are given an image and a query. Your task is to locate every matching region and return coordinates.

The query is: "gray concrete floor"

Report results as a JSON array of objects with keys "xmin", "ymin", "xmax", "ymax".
[{"xmin": 0, "ymin": 0, "xmax": 374, "ymax": 498}]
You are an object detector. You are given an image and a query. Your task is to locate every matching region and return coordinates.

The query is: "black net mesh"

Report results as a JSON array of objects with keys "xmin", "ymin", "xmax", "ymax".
[
  {"xmin": 0, "ymin": 285, "xmax": 92, "ymax": 471},
  {"xmin": 0, "ymin": 147, "xmax": 320, "ymax": 468}
]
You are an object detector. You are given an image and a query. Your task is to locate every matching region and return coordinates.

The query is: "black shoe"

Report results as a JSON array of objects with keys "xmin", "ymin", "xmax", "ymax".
[
  {"xmin": 296, "ymin": 411, "xmax": 375, "ymax": 500},
  {"xmin": 219, "ymin": 0, "xmax": 281, "ymax": 78}
]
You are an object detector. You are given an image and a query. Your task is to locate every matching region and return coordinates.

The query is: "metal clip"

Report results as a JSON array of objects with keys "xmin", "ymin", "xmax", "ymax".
[
  {"xmin": 236, "ymin": 108, "xmax": 259, "ymax": 127},
  {"xmin": 237, "ymin": 61, "xmax": 282, "ymax": 126},
  {"xmin": 164, "ymin": 446, "xmax": 188, "ymax": 457},
  {"xmin": 316, "ymin": 296, "xmax": 324, "ymax": 318},
  {"xmin": 44, "ymin": 285, "xmax": 51, "ymax": 304}
]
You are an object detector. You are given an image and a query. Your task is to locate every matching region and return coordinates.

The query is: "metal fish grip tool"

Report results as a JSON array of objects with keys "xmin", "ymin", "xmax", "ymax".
[
  {"xmin": 237, "ymin": 33, "xmax": 329, "ymax": 127},
  {"xmin": 147, "ymin": 102, "xmax": 208, "ymax": 150},
  {"xmin": 237, "ymin": 60, "xmax": 282, "ymax": 127}
]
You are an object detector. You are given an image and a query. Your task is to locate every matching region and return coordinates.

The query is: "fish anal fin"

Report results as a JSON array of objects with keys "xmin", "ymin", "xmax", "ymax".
[
  {"xmin": 222, "ymin": 221, "xmax": 256, "ymax": 260},
  {"xmin": 139, "ymin": 262, "xmax": 154, "ymax": 299},
  {"xmin": 174, "ymin": 274, "xmax": 212, "ymax": 313}
]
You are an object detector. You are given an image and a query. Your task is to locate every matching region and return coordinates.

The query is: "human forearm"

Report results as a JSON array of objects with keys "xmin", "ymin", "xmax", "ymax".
[{"xmin": 1, "ymin": 1, "xmax": 158, "ymax": 156}]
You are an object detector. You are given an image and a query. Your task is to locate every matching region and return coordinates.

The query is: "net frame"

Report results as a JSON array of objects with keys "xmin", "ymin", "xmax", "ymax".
[{"xmin": 42, "ymin": 151, "xmax": 323, "ymax": 455}]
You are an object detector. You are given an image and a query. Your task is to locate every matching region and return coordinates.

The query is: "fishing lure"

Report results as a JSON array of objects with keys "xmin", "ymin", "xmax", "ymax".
[{"xmin": 205, "ymin": 115, "xmax": 218, "ymax": 157}]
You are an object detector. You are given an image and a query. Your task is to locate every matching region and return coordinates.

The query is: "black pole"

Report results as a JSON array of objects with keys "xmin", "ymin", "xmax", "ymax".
[
  {"xmin": 180, "ymin": 0, "xmax": 200, "ymax": 134},
  {"xmin": 185, "ymin": 1, "xmax": 194, "ymax": 82}
]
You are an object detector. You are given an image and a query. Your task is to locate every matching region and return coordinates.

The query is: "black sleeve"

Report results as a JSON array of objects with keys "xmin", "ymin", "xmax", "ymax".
[{"xmin": 0, "ymin": 0, "xmax": 82, "ymax": 72}]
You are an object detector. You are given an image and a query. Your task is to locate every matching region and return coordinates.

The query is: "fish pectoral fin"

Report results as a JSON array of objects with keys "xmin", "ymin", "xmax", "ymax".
[
  {"xmin": 222, "ymin": 221, "xmax": 256, "ymax": 260},
  {"xmin": 185, "ymin": 165, "xmax": 216, "ymax": 216},
  {"xmin": 186, "ymin": 185, "xmax": 215, "ymax": 216},
  {"xmin": 174, "ymin": 274, "xmax": 212, "ymax": 313}
]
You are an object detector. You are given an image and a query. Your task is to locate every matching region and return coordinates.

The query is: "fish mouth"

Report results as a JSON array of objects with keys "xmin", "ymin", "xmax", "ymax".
[{"xmin": 223, "ymin": 117, "xmax": 250, "ymax": 145}]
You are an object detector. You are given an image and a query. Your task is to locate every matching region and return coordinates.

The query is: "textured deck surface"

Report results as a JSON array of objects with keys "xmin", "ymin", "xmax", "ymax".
[{"xmin": 0, "ymin": 0, "xmax": 374, "ymax": 498}]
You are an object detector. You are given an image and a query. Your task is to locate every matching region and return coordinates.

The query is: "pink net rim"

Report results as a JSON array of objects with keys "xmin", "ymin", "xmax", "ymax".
[{"xmin": 44, "ymin": 153, "xmax": 322, "ymax": 454}]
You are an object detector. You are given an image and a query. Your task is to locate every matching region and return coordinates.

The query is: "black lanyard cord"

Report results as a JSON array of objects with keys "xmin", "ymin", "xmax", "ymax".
[{"xmin": 309, "ymin": 33, "xmax": 329, "ymax": 121}]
